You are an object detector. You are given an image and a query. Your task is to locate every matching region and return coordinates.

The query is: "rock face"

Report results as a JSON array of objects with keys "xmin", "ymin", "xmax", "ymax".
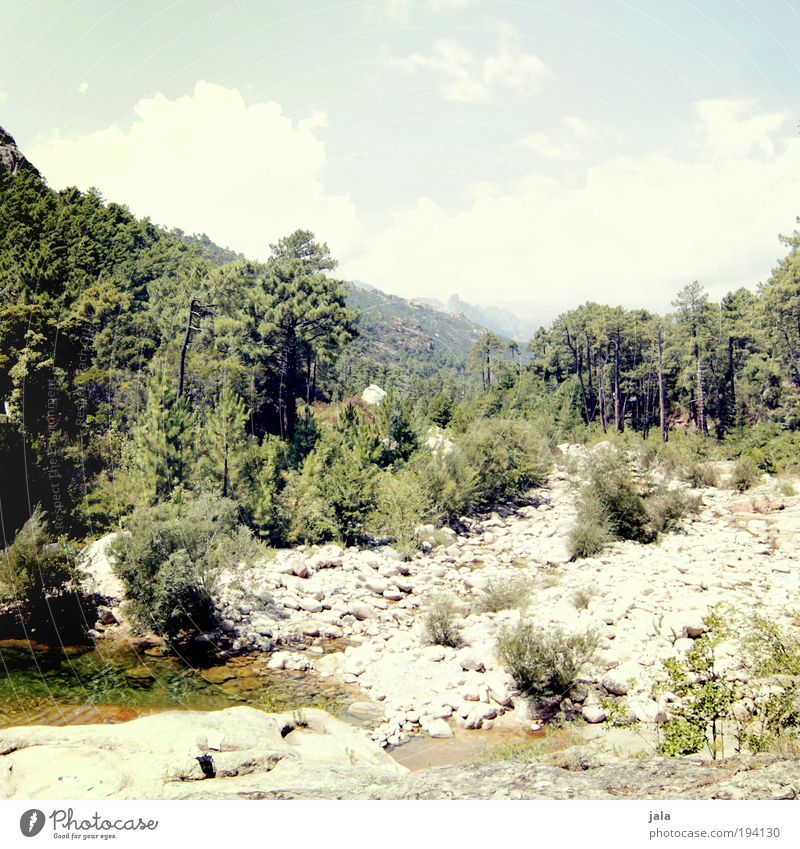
[
  {"xmin": 2, "ymin": 707, "xmax": 797, "ymax": 799},
  {"xmin": 0, "ymin": 707, "xmax": 405, "ymax": 800},
  {"xmin": 0, "ymin": 127, "xmax": 40, "ymax": 177}
]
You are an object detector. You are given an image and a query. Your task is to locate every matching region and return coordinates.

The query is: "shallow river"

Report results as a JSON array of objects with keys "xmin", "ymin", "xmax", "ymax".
[{"xmin": 0, "ymin": 638, "xmax": 542, "ymax": 769}]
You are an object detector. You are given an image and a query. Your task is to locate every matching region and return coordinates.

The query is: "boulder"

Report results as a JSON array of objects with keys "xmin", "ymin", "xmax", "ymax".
[
  {"xmin": 423, "ymin": 718, "xmax": 454, "ymax": 738},
  {"xmin": 602, "ymin": 662, "xmax": 639, "ymax": 696},
  {"xmin": 362, "ymin": 384, "xmax": 387, "ymax": 405},
  {"xmin": 581, "ymin": 704, "xmax": 607, "ymax": 724}
]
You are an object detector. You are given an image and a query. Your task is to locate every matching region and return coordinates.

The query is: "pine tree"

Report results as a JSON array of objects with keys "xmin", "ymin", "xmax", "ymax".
[
  {"xmin": 202, "ymin": 386, "xmax": 248, "ymax": 498},
  {"xmin": 133, "ymin": 366, "xmax": 194, "ymax": 502}
]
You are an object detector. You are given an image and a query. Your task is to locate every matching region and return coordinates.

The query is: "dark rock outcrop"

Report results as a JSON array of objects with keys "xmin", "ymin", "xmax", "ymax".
[{"xmin": 0, "ymin": 126, "xmax": 40, "ymax": 177}]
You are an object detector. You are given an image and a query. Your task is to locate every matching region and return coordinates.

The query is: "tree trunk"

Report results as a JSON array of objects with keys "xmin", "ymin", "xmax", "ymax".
[
  {"xmin": 598, "ymin": 358, "xmax": 607, "ymax": 433},
  {"xmin": 281, "ymin": 332, "xmax": 299, "ymax": 441},
  {"xmin": 177, "ymin": 298, "xmax": 197, "ymax": 402},
  {"xmin": 613, "ymin": 327, "xmax": 623, "ymax": 432},
  {"xmin": 694, "ymin": 332, "xmax": 707, "ymax": 434},
  {"xmin": 657, "ymin": 331, "xmax": 668, "ymax": 443}
]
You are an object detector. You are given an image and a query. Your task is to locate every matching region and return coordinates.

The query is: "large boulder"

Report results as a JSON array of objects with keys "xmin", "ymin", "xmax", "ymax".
[
  {"xmin": 0, "ymin": 707, "xmax": 405, "ymax": 800},
  {"xmin": 362, "ymin": 384, "xmax": 387, "ymax": 405}
]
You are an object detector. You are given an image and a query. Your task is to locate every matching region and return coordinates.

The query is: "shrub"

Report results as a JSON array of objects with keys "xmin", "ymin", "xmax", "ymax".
[
  {"xmin": 460, "ymin": 418, "xmax": 552, "ymax": 506},
  {"xmin": 572, "ymin": 585, "xmax": 598, "ymax": 610},
  {"xmin": 283, "ymin": 429, "xmax": 379, "ymax": 545},
  {"xmin": 0, "ymin": 507, "xmax": 80, "ymax": 623},
  {"xmin": 647, "ymin": 486, "xmax": 701, "ymax": 535},
  {"xmin": 585, "ymin": 450, "xmax": 653, "ymax": 543},
  {"xmin": 496, "ymin": 621, "xmax": 598, "ymax": 698},
  {"xmin": 732, "ymin": 456, "xmax": 760, "ymax": 492},
  {"xmin": 422, "ymin": 596, "xmax": 464, "ymax": 648},
  {"xmin": 568, "ymin": 494, "xmax": 611, "ymax": 559},
  {"xmin": 370, "ymin": 469, "xmax": 430, "ymax": 558},
  {"xmin": 474, "ymin": 577, "xmax": 532, "ymax": 613},
  {"xmin": 111, "ymin": 493, "xmax": 258, "ymax": 642},
  {"xmin": 411, "ymin": 447, "xmax": 477, "ymax": 526},
  {"xmin": 656, "ymin": 610, "xmax": 800, "ymax": 759},
  {"xmin": 685, "ymin": 462, "xmax": 719, "ymax": 489}
]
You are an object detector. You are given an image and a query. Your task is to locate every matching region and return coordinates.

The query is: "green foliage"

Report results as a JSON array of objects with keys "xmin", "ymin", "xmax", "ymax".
[
  {"xmin": 657, "ymin": 611, "xmax": 800, "ymax": 758},
  {"xmin": 132, "ymin": 366, "xmax": 195, "ymax": 503},
  {"xmin": 283, "ymin": 424, "xmax": 379, "ymax": 545},
  {"xmin": 586, "ymin": 449, "xmax": 653, "ymax": 543},
  {"xmin": 370, "ymin": 468, "xmax": 430, "ymax": 557},
  {"xmin": 568, "ymin": 493, "xmax": 611, "ymax": 559},
  {"xmin": 422, "ymin": 596, "xmax": 464, "ymax": 648},
  {"xmin": 459, "ymin": 418, "xmax": 552, "ymax": 506},
  {"xmin": 496, "ymin": 621, "xmax": 598, "ymax": 698},
  {"xmin": 410, "ymin": 447, "xmax": 477, "ymax": 526},
  {"xmin": 732, "ymin": 455, "xmax": 761, "ymax": 491},
  {"xmin": 0, "ymin": 507, "xmax": 80, "ymax": 622},
  {"xmin": 474, "ymin": 577, "xmax": 532, "ymax": 613},
  {"xmin": 195, "ymin": 385, "xmax": 249, "ymax": 498},
  {"xmin": 111, "ymin": 494, "xmax": 259, "ymax": 642},
  {"xmin": 646, "ymin": 486, "xmax": 700, "ymax": 535},
  {"xmin": 427, "ymin": 392, "xmax": 453, "ymax": 427}
]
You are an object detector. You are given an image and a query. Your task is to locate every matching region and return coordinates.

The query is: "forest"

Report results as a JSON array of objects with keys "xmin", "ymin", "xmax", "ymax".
[{"xmin": 2, "ymin": 125, "xmax": 800, "ymax": 641}]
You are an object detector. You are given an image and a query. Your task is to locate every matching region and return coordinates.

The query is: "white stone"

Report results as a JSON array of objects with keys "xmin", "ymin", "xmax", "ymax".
[
  {"xmin": 602, "ymin": 662, "xmax": 639, "ymax": 696},
  {"xmin": 581, "ymin": 704, "xmax": 606, "ymax": 723},
  {"xmin": 362, "ymin": 384, "xmax": 387, "ymax": 405}
]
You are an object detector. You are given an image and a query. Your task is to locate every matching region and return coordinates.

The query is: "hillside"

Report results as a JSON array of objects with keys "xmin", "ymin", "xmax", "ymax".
[{"xmin": 339, "ymin": 282, "xmax": 490, "ymax": 388}]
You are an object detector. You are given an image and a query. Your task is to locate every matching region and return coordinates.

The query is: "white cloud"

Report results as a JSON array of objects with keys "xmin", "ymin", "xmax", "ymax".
[
  {"xmin": 29, "ymin": 82, "xmax": 363, "ymax": 261},
  {"xmin": 77, "ymin": 81, "xmax": 89, "ymax": 94},
  {"xmin": 0, "ymin": 90, "xmax": 7, "ymax": 104},
  {"xmin": 391, "ymin": 30, "xmax": 547, "ymax": 102},
  {"xmin": 344, "ymin": 101, "xmax": 800, "ymax": 321},
  {"xmin": 520, "ymin": 116, "xmax": 596, "ymax": 161},
  {"xmin": 698, "ymin": 98, "xmax": 786, "ymax": 159}
]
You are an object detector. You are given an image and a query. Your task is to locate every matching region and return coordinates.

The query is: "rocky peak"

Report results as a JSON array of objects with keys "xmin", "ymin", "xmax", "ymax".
[{"xmin": 0, "ymin": 126, "xmax": 40, "ymax": 177}]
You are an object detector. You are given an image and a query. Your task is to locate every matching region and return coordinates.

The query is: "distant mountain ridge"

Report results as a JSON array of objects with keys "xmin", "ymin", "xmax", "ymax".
[{"xmin": 417, "ymin": 293, "xmax": 539, "ymax": 341}]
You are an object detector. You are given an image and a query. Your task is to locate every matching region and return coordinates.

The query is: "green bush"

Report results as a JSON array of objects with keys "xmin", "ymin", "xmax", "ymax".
[
  {"xmin": 474, "ymin": 577, "xmax": 532, "ymax": 613},
  {"xmin": 656, "ymin": 610, "xmax": 800, "ymax": 758},
  {"xmin": 585, "ymin": 449, "xmax": 653, "ymax": 543},
  {"xmin": 732, "ymin": 456, "xmax": 761, "ymax": 491},
  {"xmin": 370, "ymin": 468, "xmax": 430, "ymax": 558},
  {"xmin": 411, "ymin": 447, "xmax": 477, "ymax": 526},
  {"xmin": 647, "ymin": 486, "xmax": 701, "ymax": 535},
  {"xmin": 460, "ymin": 418, "xmax": 552, "ymax": 506},
  {"xmin": 496, "ymin": 621, "xmax": 598, "ymax": 698},
  {"xmin": 422, "ymin": 596, "xmax": 464, "ymax": 648},
  {"xmin": 570, "ymin": 451, "xmax": 698, "ymax": 557},
  {"xmin": 0, "ymin": 507, "xmax": 81, "ymax": 623},
  {"xmin": 283, "ymin": 428, "xmax": 379, "ymax": 545},
  {"xmin": 568, "ymin": 494, "xmax": 611, "ymax": 559},
  {"xmin": 111, "ymin": 493, "xmax": 259, "ymax": 642},
  {"xmin": 685, "ymin": 462, "xmax": 719, "ymax": 488}
]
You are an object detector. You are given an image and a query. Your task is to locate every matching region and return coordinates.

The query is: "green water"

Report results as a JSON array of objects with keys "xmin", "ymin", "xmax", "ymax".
[{"xmin": 0, "ymin": 639, "xmax": 361, "ymax": 729}]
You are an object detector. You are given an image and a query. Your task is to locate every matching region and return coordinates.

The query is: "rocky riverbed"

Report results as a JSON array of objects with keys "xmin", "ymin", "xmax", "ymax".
[{"xmin": 79, "ymin": 448, "xmax": 800, "ymax": 754}]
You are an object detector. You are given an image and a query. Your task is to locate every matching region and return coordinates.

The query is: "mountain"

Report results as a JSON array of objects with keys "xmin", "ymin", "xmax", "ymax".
[
  {"xmin": 418, "ymin": 293, "xmax": 540, "ymax": 342},
  {"xmin": 340, "ymin": 283, "xmax": 489, "ymax": 386}
]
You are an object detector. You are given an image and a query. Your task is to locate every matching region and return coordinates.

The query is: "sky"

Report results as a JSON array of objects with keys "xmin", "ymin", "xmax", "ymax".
[{"xmin": 1, "ymin": 0, "xmax": 799, "ymax": 325}]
